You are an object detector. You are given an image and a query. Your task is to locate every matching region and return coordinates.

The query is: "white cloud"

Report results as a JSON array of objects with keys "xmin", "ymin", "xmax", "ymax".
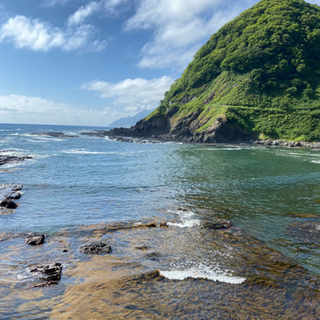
[
  {"xmin": 68, "ymin": 2, "xmax": 100, "ymax": 27},
  {"xmin": 0, "ymin": 15, "xmax": 106, "ymax": 52},
  {"xmin": 82, "ymin": 76, "xmax": 173, "ymax": 114},
  {"xmin": 125, "ymin": 0, "xmax": 257, "ymax": 69},
  {"xmin": 0, "ymin": 94, "xmax": 119, "ymax": 126},
  {"xmin": 67, "ymin": 0, "xmax": 129, "ymax": 26},
  {"xmin": 43, "ymin": 0, "xmax": 70, "ymax": 7}
]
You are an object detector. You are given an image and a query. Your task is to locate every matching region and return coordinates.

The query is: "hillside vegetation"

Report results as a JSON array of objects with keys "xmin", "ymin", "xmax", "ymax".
[{"xmin": 147, "ymin": 0, "xmax": 320, "ymax": 142}]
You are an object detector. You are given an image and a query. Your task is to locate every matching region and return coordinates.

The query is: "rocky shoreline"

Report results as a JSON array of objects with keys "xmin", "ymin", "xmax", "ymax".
[{"xmin": 80, "ymin": 130, "xmax": 320, "ymax": 149}]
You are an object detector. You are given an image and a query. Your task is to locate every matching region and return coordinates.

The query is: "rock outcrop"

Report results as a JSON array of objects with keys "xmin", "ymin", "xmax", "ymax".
[{"xmin": 79, "ymin": 242, "xmax": 112, "ymax": 254}]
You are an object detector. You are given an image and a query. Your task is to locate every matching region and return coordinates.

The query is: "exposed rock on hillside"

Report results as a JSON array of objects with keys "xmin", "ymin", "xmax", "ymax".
[{"xmin": 104, "ymin": 0, "xmax": 320, "ymax": 143}]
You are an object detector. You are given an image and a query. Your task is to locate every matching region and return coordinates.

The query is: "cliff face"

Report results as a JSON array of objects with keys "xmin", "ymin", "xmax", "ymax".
[{"xmin": 108, "ymin": 0, "xmax": 320, "ymax": 143}]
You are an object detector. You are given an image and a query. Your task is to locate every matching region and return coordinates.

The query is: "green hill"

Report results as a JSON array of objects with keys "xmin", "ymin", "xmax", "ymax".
[{"xmin": 110, "ymin": 0, "xmax": 320, "ymax": 143}]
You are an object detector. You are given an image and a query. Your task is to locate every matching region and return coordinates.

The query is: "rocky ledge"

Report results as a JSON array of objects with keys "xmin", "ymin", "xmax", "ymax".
[
  {"xmin": 0, "ymin": 150, "xmax": 33, "ymax": 167},
  {"xmin": 253, "ymin": 140, "xmax": 320, "ymax": 148},
  {"xmin": 30, "ymin": 132, "xmax": 78, "ymax": 138}
]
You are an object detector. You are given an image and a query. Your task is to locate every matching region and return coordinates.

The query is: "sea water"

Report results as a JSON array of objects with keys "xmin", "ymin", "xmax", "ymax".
[{"xmin": 1, "ymin": 123, "xmax": 320, "ymax": 319}]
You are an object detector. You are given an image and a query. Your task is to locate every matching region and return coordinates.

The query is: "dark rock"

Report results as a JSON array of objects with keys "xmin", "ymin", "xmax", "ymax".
[
  {"xmin": 30, "ymin": 132, "xmax": 78, "ymax": 138},
  {"xmin": 32, "ymin": 281, "xmax": 59, "ymax": 288},
  {"xmin": 203, "ymin": 91, "xmax": 216, "ymax": 104},
  {"xmin": 12, "ymin": 185, "xmax": 23, "ymax": 191},
  {"xmin": 62, "ymin": 249, "xmax": 68, "ymax": 253},
  {"xmin": 6, "ymin": 192, "xmax": 21, "ymax": 200},
  {"xmin": 79, "ymin": 242, "xmax": 112, "ymax": 254},
  {"xmin": 0, "ymin": 199, "xmax": 18, "ymax": 209},
  {"xmin": 202, "ymin": 220, "xmax": 232, "ymax": 229},
  {"xmin": 25, "ymin": 233, "xmax": 45, "ymax": 245},
  {"xmin": 0, "ymin": 154, "xmax": 32, "ymax": 167},
  {"xmin": 135, "ymin": 244, "xmax": 148, "ymax": 250},
  {"xmin": 30, "ymin": 262, "xmax": 62, "ymax": 284}
]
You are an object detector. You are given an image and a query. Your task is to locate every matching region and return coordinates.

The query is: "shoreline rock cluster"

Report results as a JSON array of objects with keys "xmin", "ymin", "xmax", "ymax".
[
  {"xmin": 0, "ymin": 184, "xmax": 23, "ymax": 213},
  {"xmin": 253, "ymin": 140, "xmax": 320, "ymax": 148},
  {"xmin": 80, "ymin": 130, "xmax": 320, "ymax": 149}
]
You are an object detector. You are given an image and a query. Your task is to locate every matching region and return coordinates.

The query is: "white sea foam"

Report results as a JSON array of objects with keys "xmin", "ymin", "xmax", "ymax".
[
  {"xmin": 62, "ymin": 149, "xmax": 106, "ymax": 155},
  {"xmin": 198, "ymin": 147, "xmax": 243, "ymax": 151},
  {"xmin": 167, "ymin": 209, "xmax": 201, "ymax": 228},
  {"xmin": 311, "ymin": 160, "xmax": 320, "ymax": 164},
  {"xmin": 167, "ymin": 220, "xmax": 201, "ymax": 228},
  {"xmin": 160, "ymin": 270, "xmax": 245, "ymax": 284},
  {"xmin": 22, "ymin": 134, "xmax": 63, "ymax": 142},
  {"xmin": 160, "ymin": 263, "xmax": 245, "ymax": 284}
]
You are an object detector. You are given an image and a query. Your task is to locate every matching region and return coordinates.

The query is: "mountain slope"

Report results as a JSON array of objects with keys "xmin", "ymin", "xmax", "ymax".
[
  {"xmin": 108, "ymin": 0, "xmax": 320, "ymax": 143},
  {"xmin": 109, "ymin": 109, "xmax": 154, "ymax": 128}
]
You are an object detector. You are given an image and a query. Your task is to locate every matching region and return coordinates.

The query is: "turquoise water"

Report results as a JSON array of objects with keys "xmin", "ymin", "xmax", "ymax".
[
  {"xmin": 1, "ymin": 123, "xmax": 320, "ymax": 274},
  {"xmin": 1, "ymin": 123, "xmax": 320, "ymax": 319}
]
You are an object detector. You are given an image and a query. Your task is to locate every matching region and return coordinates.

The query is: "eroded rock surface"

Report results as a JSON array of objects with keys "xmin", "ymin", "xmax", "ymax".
[
  {"xmin": 202, "ymin": 220, "xmax": 232, "ymax": 229},
  {"xmin": 79, "ymin": 242, "xmax": 112, "ymax": 254},
  {"xmin": 25, "ymin": 233, "xmax": 45, "ymax": 245},
  {"xmin": 30, "ymin": 262, "xmax": 62, "ymax": 286}
]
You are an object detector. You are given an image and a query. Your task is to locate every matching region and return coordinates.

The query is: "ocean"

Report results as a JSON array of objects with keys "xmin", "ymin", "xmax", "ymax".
[{"xmin": 1, "ymin": 123, "xmax": 320, "ymax": 319}]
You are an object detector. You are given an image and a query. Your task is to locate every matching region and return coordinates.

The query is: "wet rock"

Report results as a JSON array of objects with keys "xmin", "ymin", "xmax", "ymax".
[
  {"xmin": 79, "ymin": 242, "xmax": 112, "ymax": 254},
  {"xmin": 0, "ymin": 199, "xmax": 18, "ymax": 209},
  {"xmin": 25, "ymin": 233, "xmax": 45, "ymax": 245},
  {"xmin": 6, "ymin": 192, "xmax": 21, "ymax": 200},
  {"xmin": 12, "ymin": 184, "xmax": 23, "ymax": 191},
  {"xmin": 30, "ymin": 132, "xmax": 78, "ymax": 138},
  {"xmin": 135, "ymin": 244, "xmax": 148, "ymax": 250},
  {"xmin": 32, "ymin": 281, "xmax": 59, "ymax": 288},
  {"xmin": 145, "ymin": 252, "xmax": 161, "ymax": 260},
  {"xmin": 0, "ymin": 154, "xmax": 32, "ymax": 167},
  {"xmin": 0, "ymin": 185, "xmax": 23, "ymax": 210},
  {"xmin": 202, "ymin": 220, "xmax": 232, "ymax": 229},
  {"xmin": 30, "ymin": 262, "xmax": 62, "ymax": 284},
  {"xmin": 285, "ymin": 212, "xmax": 319, "ymax": 219}
]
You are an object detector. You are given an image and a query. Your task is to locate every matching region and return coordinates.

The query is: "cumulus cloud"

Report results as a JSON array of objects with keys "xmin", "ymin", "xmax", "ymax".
[
  {"xmin": 0, "ymin": 15, "xmax": 106, "ymax": 52},
  {"xmin": 125, "ymin": 0, "xmax": 257, "ymax": 69},
  {"xmin": 0, "ymin": 94, "xmax": 120, "ymax": 126},
  {"xmin": 82, "ymin": 76, "xmax": 173, "ymax": 114}
]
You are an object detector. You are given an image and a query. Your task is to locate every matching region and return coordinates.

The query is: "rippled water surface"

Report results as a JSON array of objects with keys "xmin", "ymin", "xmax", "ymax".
[{"xmin": 1, "ymin": 123, "xmax": 320, "ymax": 319}]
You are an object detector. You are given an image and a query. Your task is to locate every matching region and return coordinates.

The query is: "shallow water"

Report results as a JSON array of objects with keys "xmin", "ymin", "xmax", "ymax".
[{"xmin": 1, "ymin": 123, "xmax": 320, "ymax": 319}]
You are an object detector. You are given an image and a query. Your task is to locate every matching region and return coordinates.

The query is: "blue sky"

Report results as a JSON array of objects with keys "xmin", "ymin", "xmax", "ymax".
[{"xmin": 0, "ymin": 0, "xmax": 319, "ymax": 126}]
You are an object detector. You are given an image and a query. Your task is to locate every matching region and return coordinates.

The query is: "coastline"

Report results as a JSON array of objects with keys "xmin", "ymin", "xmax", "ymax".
[{"xmin": 80, "ymin": 130, "xmax": 320, "ymax": 149}]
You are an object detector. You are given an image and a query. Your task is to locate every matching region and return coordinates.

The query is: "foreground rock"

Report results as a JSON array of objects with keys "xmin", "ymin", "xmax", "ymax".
[
  {"xmin": 79, "ymin": 242, "xmax": 112, "ymax": 254},
  {"xmin": 30, "ymin": 263, "xmax": 62, "ymax": 286},
  {"xmin": 30, "ymin": 132, "xmax": 78, "ymax": 138},
  {"xmin": 25, "ymin": 233, "xmax": 45, "ymax": 245},
  {"xmin": 202, "ymin": 220, "xmax": 232, "ymax": 229}
]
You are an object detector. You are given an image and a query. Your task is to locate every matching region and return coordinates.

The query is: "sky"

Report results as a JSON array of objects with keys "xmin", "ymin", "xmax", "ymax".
[{"xmin": 0, "ymin": 0, "xmax": 319, "ymax": 127}]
